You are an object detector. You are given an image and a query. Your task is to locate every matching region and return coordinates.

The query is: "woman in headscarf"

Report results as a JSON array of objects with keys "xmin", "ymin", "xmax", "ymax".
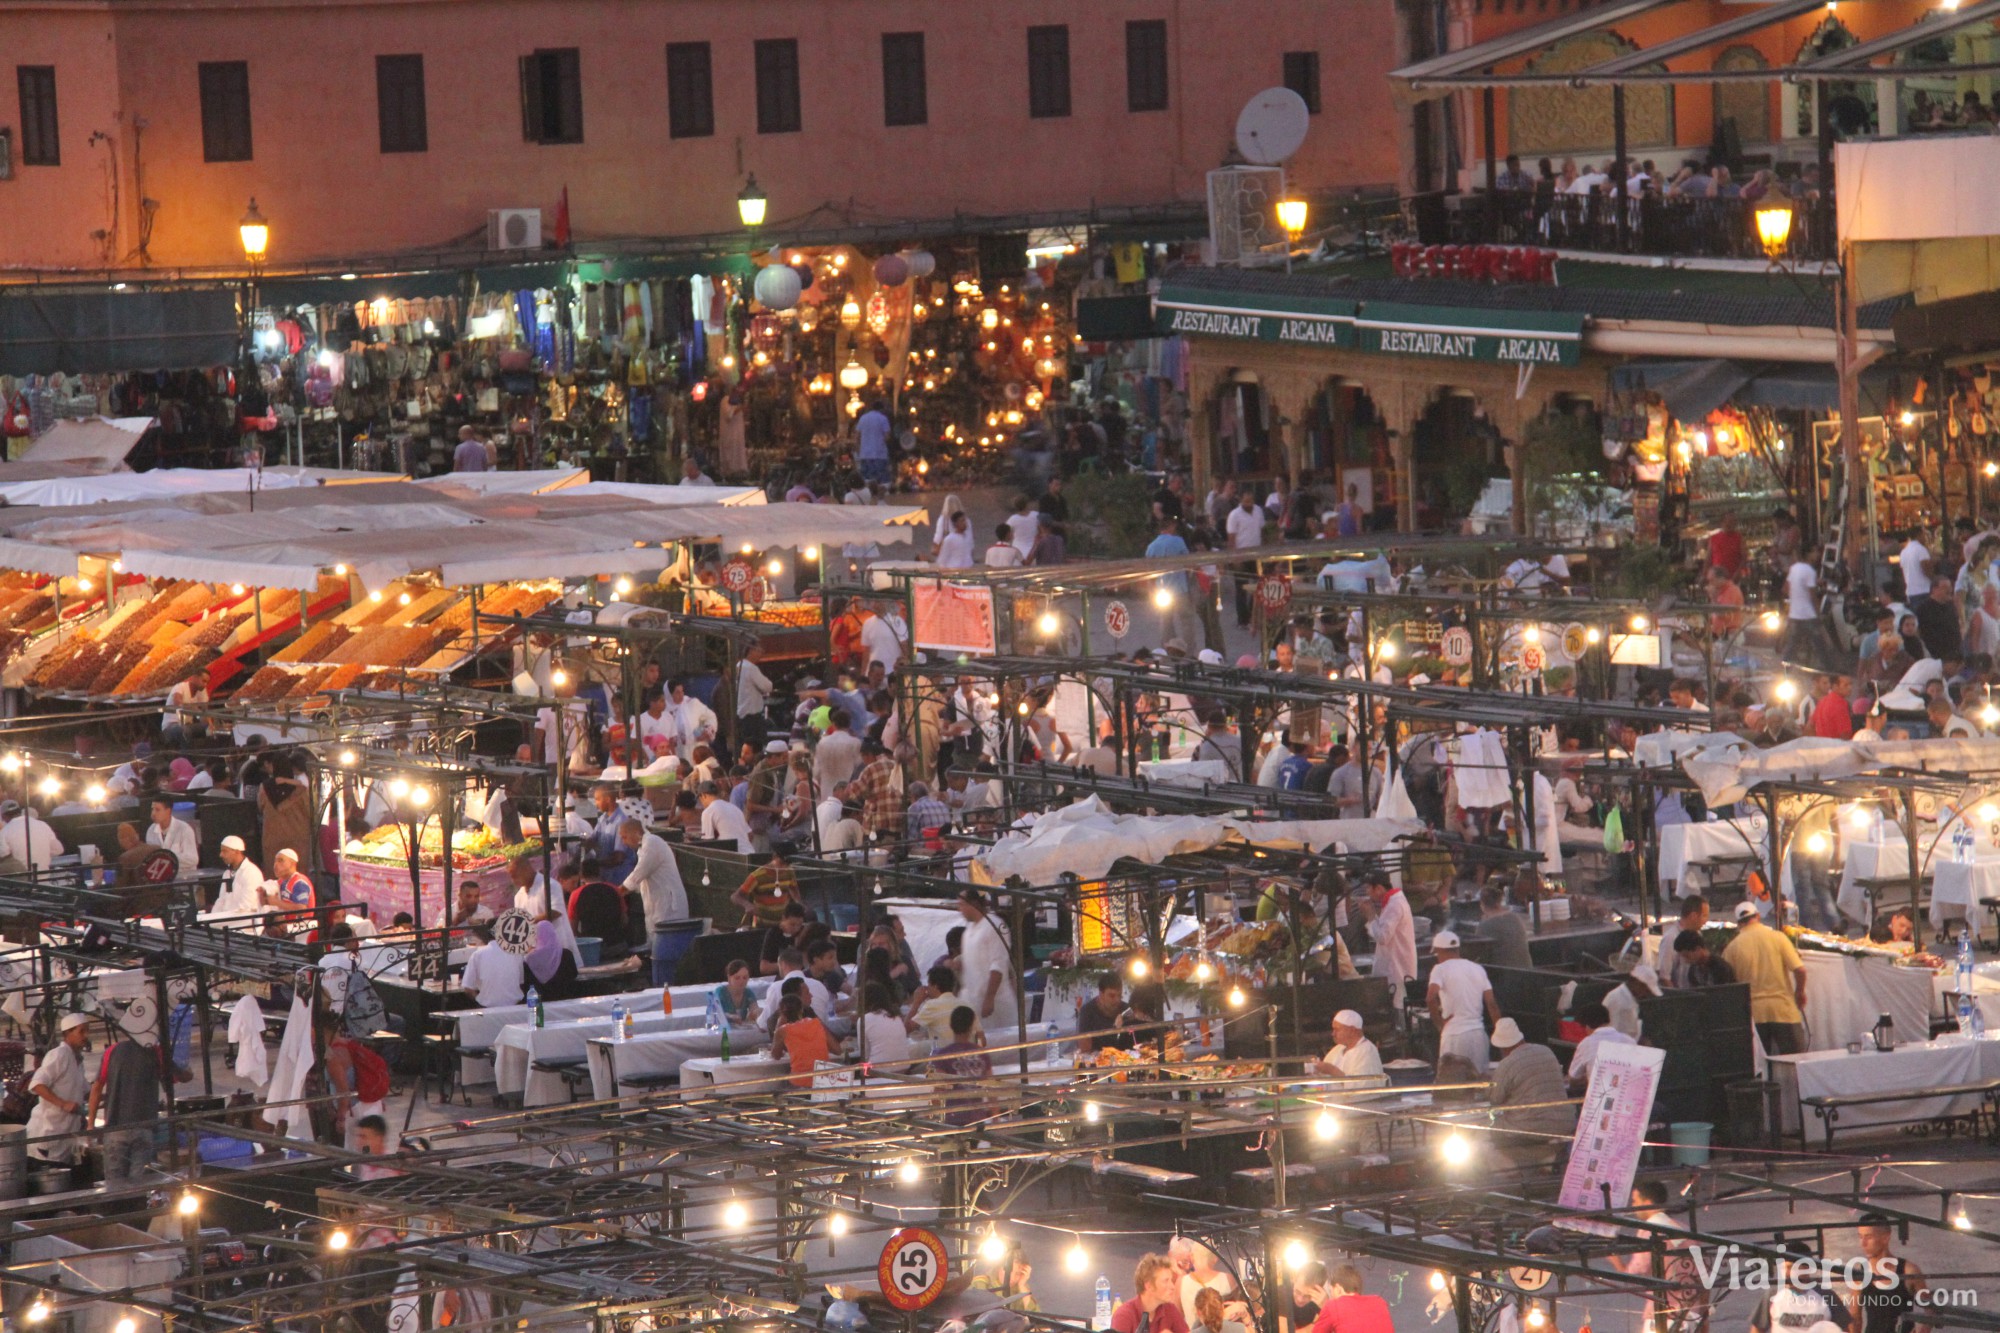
[
  {"xmin": 524, "ymin": 919, "xmax": 580, "ymax": 1001},
  {"xmin": 931, "ymin": 495, "xmax": 966, "ymax": 553},
  {"xmin": 1898, "ymin": 611, "xmax": 1930, "ymax": 661},
  {"xmin": 166, "ymin": 757, "xmax": 196, "ymax": 793}
]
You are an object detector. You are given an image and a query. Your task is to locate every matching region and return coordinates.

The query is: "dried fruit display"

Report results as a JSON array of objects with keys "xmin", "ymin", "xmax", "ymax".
[
  {"xmin": 231, "ymin": 666, "xmax": 299, "ymax": 702},
  {"xmin": 86, "ymin": 642, "xmax": 150, "ymax": 695},
  {"xmin": 112, "ymin": 643, "xmax": 179, "ymax": 695},
  {"xmin": 273, "ymin": 621, "xmax": 352, "ymax": 664}
]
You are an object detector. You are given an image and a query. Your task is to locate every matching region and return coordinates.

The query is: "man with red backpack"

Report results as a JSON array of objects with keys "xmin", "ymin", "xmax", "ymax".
[{"xmin": 318, "ymin": 1013, "xmax": 391, "ymax": 1148}]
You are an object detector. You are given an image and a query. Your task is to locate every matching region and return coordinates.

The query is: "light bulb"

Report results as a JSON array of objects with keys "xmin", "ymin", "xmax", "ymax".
[
  {"xmin": 1585, "ymin": 626, "xmax": 1602, "ymax": 644},
  {"xmin": 1016, "ymin": 701, "xmax": 1030, "ymax": 717},
  {"xmin": 1983, "ymin": 709, "xmax": 1999, "ymax": 729},
  {"xmin": 829, "ymin": 1212, "xmax": 848, "ymax": 1237},
  {"xmin": 37, "ymin": 777, "xmax": 58, "ymax": 797},
  {"xmin": 26, "ymin": 1300, "xmax": 49, "ymax": 1323},
  {"xmin": 1153, "ymin": 586, "xmax": 1174, "ymax": 610},
  {"xmin": 388, "ymin": 777, "xmax": 409, "ymax": 799},
  {"xmin": 335, "ymin": 563, "xmax": 349, "ymax": 576},
  {"xmin": 76, "ymin": 578, "xmax": 92, "ymax": 593},
  {"xmin": 1440, "ymin": 1132, "xmax": 1472, "ymax": 1167},
  {"xmin": 410, "ymin": 786, "xmax": 432, "ymax": 808},
  {"xmin": 398, "ymin": 592, "xmax": 412, "ymax": 606},
  {"xmin": 369, "ymin": 590, "xmax": 383, "ymax": 602},
  {"xmin": 980, "ymin": 1230, "xmax": 1007, "ymax": 1263},
  {"xmin": 1065, "ymin": 1242, "xmax": 1089, "ymax": 1274},
  {"xmin": 1314, "ymin": 1110, "xmax": 1339, "ymax": 1140},
  {"xmin": 339, "ymin": 750, "xmax": 357, "ymax": 767},
  {"xmin": 766, "ymin": 559, "xmax": 782, "ymax": 577},
  {"xmin": 231, "ymin": 583, "xmax": 246, "ymax": 595},
  {"xmin": 1848, "ymin": 806, "xmax": 1873, "ymax": 831},
  {"xmin": 1083, "ymin": 1101, "xmax": 1101, "ymax": 1123},
  {"xmin": 328, "ymin": 1228, "xmax": 352, "ymax": 1251},
  {"xmin": 1038, "ymin": 611, "xmax": 1060, "ymax": 636},
  {"xmin": 110, "ymin": 560, "xmax": 123, "ymax": 574},
  {"xmin": 85, "ymin": 784, "xmax": 105, "ymax": 804},
  {"xmin": 178, "ymin": 1190, "xmax": 200, "ymax": 1216},
  {"xmin": 1760, "ymin": 610, "xmax": 1782, "ymax": 632},
  {"xmin": 1804, "ymin": 831, "xmax": 1829, "ymax": 856},
  {"xmin": 1227, "ymin": 986, "xmax": 1247, "ymax": 1009},
  {"xmin": 1526, "ymin": 1309, "xmax": 1547, "ymax": 1329},
  {"xmin": 1953, "ymin": 1211, "xmax": 1973, "ymax": 1230},
  {"xmin": 115, "ymin": 1319, "xmax": 137, "ymax": 1333},
  {"xmin": 1523, "ymin": 625, "xmax": 1541, "ymax": 644},
  {"xmin": 1774, "ymin": 679, "xmax": 1798, "ymax": 703},
  {"xmin": 1193, "ymin": 960, "xmax": 1214, "ymax": 982},
  {"xmin": 1128, "ymin": 956, "xmax": 1150, "ymax": 979},
  {"xmin": 0, "ymin": 754, "xmax": 18, "ymax": 775},
  {"xmin": 898, "ymin": 1158, "xmax": 923, "ymax": 1183},
  {"xmin": 723, "ymin": 1198, "xmax": 749, "ymax": 1229},
  {"xmin": 1283, "ymin": 1239, "xmax": 1310, "ymax": 1271},
  {"xmin": 1630, "ymin": 614, "xmax": 1649, "ymax": 632},
  {"xmin": 803, "ymin": 546, "xmax": 819, "ymax": 561},
  {"xmin": 1378, "ymin": 641, "xmax": 1398, "ymax": 661},
  {"xmin": 1429, "ymin": 1271, "xmax": 1448, "ymax": 1293},
  {"xmin": 1981, "ymin": 804, "xmax": 1999, "ymax": 824},
  {"xmin": 551, "ymin": 669, "xmax": 569, "ymax": 688},
  {"xmin": 741, "ymin": 543, "xmax": 755, "ymax": 556},
  {"xmin": 614, "ymin": 577, "xmax": 633, "ymax": 595}
]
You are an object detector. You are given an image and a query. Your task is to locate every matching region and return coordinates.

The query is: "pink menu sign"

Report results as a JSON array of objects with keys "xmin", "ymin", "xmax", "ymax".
[{"xmin": 1557, "ymin": 1042, "xmax": 1666, "ymax": 1235}]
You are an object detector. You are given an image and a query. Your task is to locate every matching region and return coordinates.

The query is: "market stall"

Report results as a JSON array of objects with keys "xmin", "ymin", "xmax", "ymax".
[{"xmin": 339, "ymin": 819, "xmax": 540, "ymax": 927}]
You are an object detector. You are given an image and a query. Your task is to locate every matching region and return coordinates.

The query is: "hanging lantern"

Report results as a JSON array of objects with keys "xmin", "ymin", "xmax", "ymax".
[
  {"xmin": 980, "ymin": 307, "xmax": 1000, "ymax": 330},
  {"xmin": 840, "ymin": 296, "xmax": 862, "ymax": 328},
  {"xmin": 752, "ymin": 264, "xmax": 801, "ymax": 311},
  {"xmin": 845, "ymin": 393, "xmax": 864, "ymax": 418},
  {"xmin": 1035, "ymin": 356, "xmax": 1063, "ymax": 379},
  {"xmin": 866, "ymin": 289, "xmax": 892, "ymax": 336},
  {"xmin": 807, "ymin": 373, "xmax": 834, "ymax": 396},
  {"xmin": 793, "ymin": 264, "xmax": 816, "ymax": 292},
  {"xmin": 838, "ymin": 353, "xmax": 870, "ymax": 391},
  {"xmin": 902, "ymin": 249, "xmax": 936, "ymax": 279},
  {"xmin": 873, "ymin": 254, "xmax": 910, "ymax": 287}
]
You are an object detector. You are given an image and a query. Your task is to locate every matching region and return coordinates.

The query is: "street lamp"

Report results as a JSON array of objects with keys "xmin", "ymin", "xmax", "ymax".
[
  {"xmin": 239, "ymin": 198, "xmax": 270, "ymax": 269},
  {"xmin": 737, "ymin": 176, "xmax": 768, "ymax": 228},
  {"xmin": 1754, "ymin": 202, "xmax": 1793, "ymax": 262},
  {"xmin": 1277, "ymin": 196, "xmax": 1309, "ymax": 272}
]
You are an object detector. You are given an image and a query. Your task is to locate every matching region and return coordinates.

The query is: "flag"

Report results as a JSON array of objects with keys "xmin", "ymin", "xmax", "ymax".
[{"xmin": 553, "ymin": 186, "xmax": 572, "ymax": 249}]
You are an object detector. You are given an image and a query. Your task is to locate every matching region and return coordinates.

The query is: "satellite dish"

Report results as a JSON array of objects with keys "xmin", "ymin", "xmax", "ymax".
[{"xmin": 1235, "ymin": 88, "xmax": 1311, "ymax": 166}]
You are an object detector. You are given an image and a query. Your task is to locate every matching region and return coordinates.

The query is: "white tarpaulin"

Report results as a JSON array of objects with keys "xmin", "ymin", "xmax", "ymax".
[
  {"xmin": 16, "ymin": 416, "xmax": 151, "ymax": 466},
  {"xmin": 1680, "ymin": 733, "xmax": 2000, "ymax": 807},
  {"xmin": 561, "ymin": 481, "xmax": 767, "ymax": 506},
  {"xmin": 978, "ymin": 795, "xmax": 1422, "ymax": 883},
  {"xmin": 1837, "ymin": 136, "xmax": 2000, "ymax": 243},
  {"xmin": 413, "ymin": 469, "xmax": 590, "ymax": 497},
  {"xmin": 0, "ymin": 466, "xmax": 387, "ymax": 508}
]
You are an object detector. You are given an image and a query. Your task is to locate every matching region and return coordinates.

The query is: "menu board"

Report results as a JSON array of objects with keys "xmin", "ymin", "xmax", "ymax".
[
  {"xmin": 1557, "ymin": 1042, "xmax": 1665, "ymax": 1235},
  {"xmin": 912, "ymin": 580, "xmax": 997, "ymax": 656}
]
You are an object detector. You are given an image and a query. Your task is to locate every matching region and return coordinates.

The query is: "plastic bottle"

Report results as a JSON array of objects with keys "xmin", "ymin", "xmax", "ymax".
[
  {"xmin": 611, "ymin": 998, "xmax": 628, "ymax": 1042},
  {"xmin": 622, "ymin": 1007, "xmax": 635, "ymax": 1041},
  {"xmin": 1972, "ymin": 999, "xmax": 1988, "ymax": 1041},
  {"xmin": 1044, "ymin": 1020, "xmax": 1060, "ymax": 1056},
  {"xmin": 1959, "ymin": 933, "xmax": 1975, "ymax": 1000},
  {"xmin": 1094, "ymin": 1278, "xmax": 1114, "ymax": 1330},
  {"xmin": 1959, "ymin": 990, "xmax": 1977, "ymax": 1037},
  {"xmin": 528, "ymin": 985, "xmax": 543, "ymax": 1028},
  {"xmin": 661, "ymin": 988, "xmax": 673, "ymax": 1015}
]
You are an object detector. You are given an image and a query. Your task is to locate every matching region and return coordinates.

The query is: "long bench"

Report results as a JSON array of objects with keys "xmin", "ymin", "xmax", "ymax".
[{"xmin": 1800, "ymin": 1078, "xmax": 2000, "ymax": 1149}]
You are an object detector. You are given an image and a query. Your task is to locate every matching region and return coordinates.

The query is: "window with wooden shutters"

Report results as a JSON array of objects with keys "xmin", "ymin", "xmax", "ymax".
[
  {"xmin": 1125, "ymin": 21, "xmax": 1168, "ymax": 113},
  {"xmin": 1282, "ymin": 51, "xmax": 1321, "ymax": 114},
  {"xmin": 519, "ymin": 48, "xmax": 583, "ymax": 144},
  {"xmin": 16, "ymin": 67, "xmax": 57, "ymax": 166},
  {"xmin": 754, "ymin": 38, "xmax": 800, "ymax": 134},
  {"xmin": 881, "ymin": 32, "xmax": 926, "ymax": 127},
  {"xmin": 197, "ymin": 61, "xmax": 252, "ymax": 162},
  {"xmin": 1026, "ymin": 25, "xmax": 1070, "ymax": 119},
  {"xmin": 375, "ymin": 55, "xmax": 427, "ymax": 154},
  {"xmin": 666, "ymin": 42, "xmax": 714, "ymax": 139}
]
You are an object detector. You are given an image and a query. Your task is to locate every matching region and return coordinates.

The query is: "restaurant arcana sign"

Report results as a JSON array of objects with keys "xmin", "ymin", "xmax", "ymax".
[{"xmin": 1154, "ymin": 286, "xmax": 1584, "ymax": 367}]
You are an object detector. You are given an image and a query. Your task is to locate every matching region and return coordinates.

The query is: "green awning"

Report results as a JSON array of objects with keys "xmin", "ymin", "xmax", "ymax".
[
  {"xmin": 1153, "ymin": 279, "xmax": 1355, "ymax": 347},
  {"xmin": 1353, "ymin": 302, "xmax": 1585, "ymax": 366}
]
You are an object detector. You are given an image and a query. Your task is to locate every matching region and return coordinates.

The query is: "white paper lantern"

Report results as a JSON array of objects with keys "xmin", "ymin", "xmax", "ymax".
[
  {"xmin": 753, "ymin": 264, "xmax": 803, "ymax": 311},
  {"xmin": 901, "ymin": 249, "xmax": 936, "ymax": 279}
]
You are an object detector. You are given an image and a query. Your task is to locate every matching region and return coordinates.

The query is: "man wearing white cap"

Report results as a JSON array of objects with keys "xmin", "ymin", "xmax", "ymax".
[
  {"xmin": 1722, "ymin": 898, "xmax": 1807, "ymax": 1054},
  {"xmin": 1486, "ymin": 1017, "xmax": 1574, "ymax": 1164},
  {"xmin": 212, "ymin": 836, "xmax": 264, "ymax": 918},
  {"xmin": 1310, "ymin": 1010, "xmax": 1383, "ymax": 1079},
  {"xmin": 1426, "ymin": 931, "xmax": 1500, "ymax": 1073},
  {"xmin": 264, "ymin": 848, "xmax": 315, "ymax": 922},
  {"xmin": 25, "ymin": 1013, "xmax": 91, "ymax": 1164},
  {"xmin": 1604, "ymin": 963, "xmax": 1659, "ymax": 1040}
]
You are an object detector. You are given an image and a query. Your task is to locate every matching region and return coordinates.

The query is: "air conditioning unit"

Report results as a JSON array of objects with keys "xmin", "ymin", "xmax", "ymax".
[
  {"xmin": 1206, "ymin": 166, "xmax": 1286, "ymax": 266},
  {"xmin": 486, "ymin": 208, "xmax": 543, "ymax": 251}
]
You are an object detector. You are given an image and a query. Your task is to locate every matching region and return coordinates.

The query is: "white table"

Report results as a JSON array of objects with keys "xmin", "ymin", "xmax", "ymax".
[
  {"xmin": 1769, "ymin": 1035, "xmax": 2000, "ymax": 1141},
  {"xmin": 1837, "ymin": 833, "xmax": 1929, "ymax": 926},
  {"xmin": 1656, "ymin": 818, "xmax": 1767, "ymax": 896},
  {"xmin": 681, "ymin": 1053, "xmax": 794, "ymax": 1091},
  {"xmin": 1930, "ymin": 858, "xmax": 2000, "ymax": 936},
  {"xmin": 498, "ymin": 1010, "xmax": 714, "ymax": 1105},
  {"xmin": 1800, "ymin": 949, "xmax": 1934, "ymax": 1053},
  {"xmin": 586, "ymin": 1025, "xmax": 757, "ymax": 1099},
  {"xmin": 452, "ymin": 983, "xmax": 727, "ymax": 1050}
]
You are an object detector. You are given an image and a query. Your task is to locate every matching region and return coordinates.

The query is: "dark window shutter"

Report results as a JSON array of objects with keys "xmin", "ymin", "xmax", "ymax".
[
  {"xmin": 755, "ymin": 38, "xmax": 801, "ymax": 135},
  {"xmin": 1027, "ymin": 26, "xmax": 1070, "ymax": 119},
  {"xmin": 1126, "ymin": 21, "xmax": 1168, "ymax": 113},
  {"xmin": 554, "ymin": 49, "xmax": 583, "ymax": 143},
  {"xmin": 519, "ymin": 54, "xmax": 541, "ymax": 141},
  {"xmin": 1283, "ymin": 51, "xmax": 1321, "ymax": 115},
  {"xmin": 17, "ymin": 67, "xmax": 58, "ymax": 166},
  {"xmin": 375, "ymin": 55, "xmax": 426, "ymax": 154},
  {"xmin": 881, "ymin": 32, "xmax": 927, "ymax": 128},
  {"xmin": 667, "ymin": 42, "xmax": 714, "ymax": 138}
]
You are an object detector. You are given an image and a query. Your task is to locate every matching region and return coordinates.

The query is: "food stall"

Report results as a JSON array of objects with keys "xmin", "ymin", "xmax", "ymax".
[{"xmin": 339, "ymin": 818, "xmax": 541, "ymax": 927}]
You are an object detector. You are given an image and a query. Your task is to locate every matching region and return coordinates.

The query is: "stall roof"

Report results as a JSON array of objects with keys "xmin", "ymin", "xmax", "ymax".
[
  {"xmin": 411, "ymin": 468, "xmax": 590, "ymax": 497},
  {"xmin": 1610, "ymin": 357, "xmax": 1893, "ymax": 419},
  {"xmin": 559, "ymin": 481, "xmax": 768, "ymax": 506},
  {"xmin": 0, "ymin": 465, "xmax": 402, "ymax": 508},
  {"xmin": 15, "ymin": 416, "xmax": 151, "ymax": 467}
]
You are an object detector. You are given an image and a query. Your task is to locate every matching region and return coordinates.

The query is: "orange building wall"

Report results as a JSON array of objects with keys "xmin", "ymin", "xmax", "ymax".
[{"xmin": 0, "ymin": 0, "xmax": 1400, "ymax": 274}]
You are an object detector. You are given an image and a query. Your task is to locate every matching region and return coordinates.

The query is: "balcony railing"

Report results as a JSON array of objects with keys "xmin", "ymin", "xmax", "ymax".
[{"xmin": 1446, "ymin": 188, "xmax": 1833, "ymax": 263}]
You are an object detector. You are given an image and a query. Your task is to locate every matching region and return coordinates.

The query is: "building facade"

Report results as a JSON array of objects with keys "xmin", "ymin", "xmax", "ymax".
[{"xmin": 0, "ymin": 0, "xmax": 1401, "ymax": 275}]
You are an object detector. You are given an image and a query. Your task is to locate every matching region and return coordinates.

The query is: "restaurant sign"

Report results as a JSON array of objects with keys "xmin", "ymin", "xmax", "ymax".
[{"xmin": 1154, "ymin": 283, "xmax": 1585, "ymax": 367}]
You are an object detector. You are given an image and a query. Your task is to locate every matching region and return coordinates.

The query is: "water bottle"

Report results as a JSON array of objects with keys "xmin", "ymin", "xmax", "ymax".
[
  {"xmin": 611, "ymin": 998, "xmax": 628, "ymax": 1042},
  {"xmin": 706, "ymin": 994, "xmax": 722, "ymax": 1033},
  {"xmin": 1972, "ymin": 999, "xmax": 1988, "ymax": 1041},
  {"xmin": 528, "ymin": 985, "xmax": 543, "ymax": 1028},
  {"xmin": 1093, "ymin": 1278, "xmax": 1113, "ymax": 1330},
  {"xmin": 1956, "ymin": 825, "xmax": 1976, "ymax": 865},
  {"xmin": 622, "ymin": 1007, "xmax": 635, "ymax": 1041},
  {"xmin": 1044, "ymin": 1019, "xmax": 1059, "ymax": 1056},
  {"xmin": 1959, "ymin": 990, "xmax": 1978, "ymax": 1037},
  {"xmin": 1959, "ymin": 934, "xmax": 1975, "ymax": 996}
]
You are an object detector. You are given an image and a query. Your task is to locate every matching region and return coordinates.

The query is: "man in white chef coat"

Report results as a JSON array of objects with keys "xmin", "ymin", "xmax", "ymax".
[
  {"xmin": 1360, "ymin": 873, "xmax": 1417, "ymax": 1007},
  {"xmin": 212, "ymin": 835, "xmax": 265, "ymax": 918},
  {"xmin": 145, "ymin": 796, "xmax": 198, "ymax": 877},
  {"xmin": 0, "ymin": 799, "xmax": 62, "ymax": 872},
  {"xmin": 618, "ymin": 817, "xmax": 688, "ymax": 941}
]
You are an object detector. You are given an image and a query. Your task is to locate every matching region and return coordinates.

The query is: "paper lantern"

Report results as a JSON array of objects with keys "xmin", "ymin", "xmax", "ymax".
[
  {"xmin": 793, "ymin": 264, "xmax": 816, "ymax": 291},
  {"xmin": 902, "ymin": 250, "xmax": 936, "ymax": 279},
  {"xmin": 753, "ymin": 264, "xmax": 802, "ymax": 311},
  {"xmin": 874, "ymin": 254, "xmax": 910, "ymax": 287}
]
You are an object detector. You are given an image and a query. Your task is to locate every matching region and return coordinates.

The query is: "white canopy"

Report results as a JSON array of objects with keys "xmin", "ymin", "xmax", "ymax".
[
  {"xmin": 0, "ymin": 466, "xmax": 396, "ymax": 509},
  {"xmin": 1680, "ymin": 733, "xmax": 2000, "ymax": 807},
  {"xmin": 562, "ymin": 481, "xmax": 767, "ymax": 506},
  {"xmin": 16, "ymin": 416, "xmax": 151, "ymax": 466},
  {"xmin": 977, "ymin": 795, "xmax": 1423, "ymax": 883},
  {"xmin": 413, "ymin": 469, "xmax": 590, "ymax": 498}
]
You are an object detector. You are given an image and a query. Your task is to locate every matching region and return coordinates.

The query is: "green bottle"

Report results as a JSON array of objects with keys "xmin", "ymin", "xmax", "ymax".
[{"xmin": 719, "ymin": 1023, "xmax": 732, "ymax": 1062}]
